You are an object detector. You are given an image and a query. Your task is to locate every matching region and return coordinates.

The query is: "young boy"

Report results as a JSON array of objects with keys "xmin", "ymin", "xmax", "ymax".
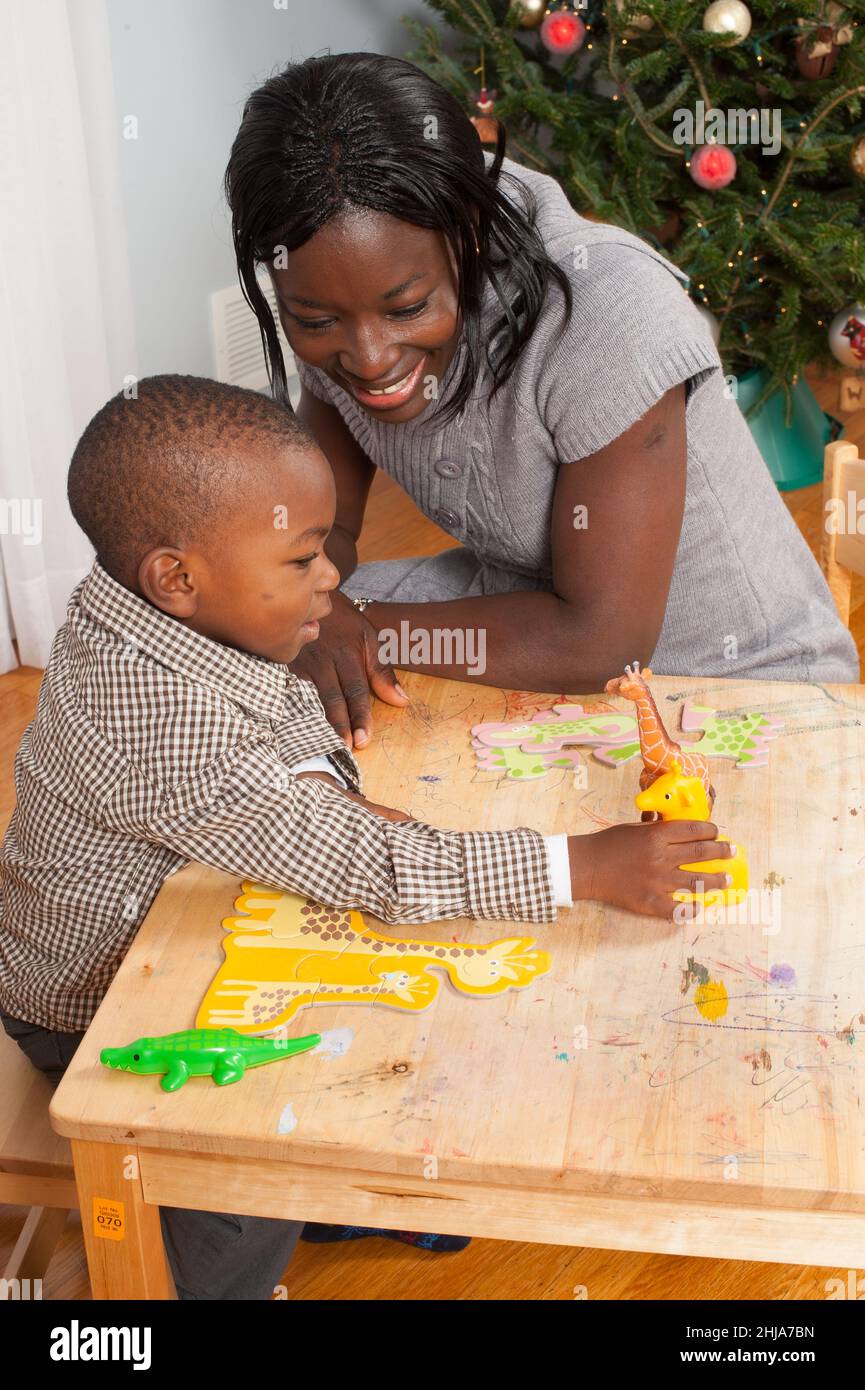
[{"xmin": 0, "ymin": 376, "xmax": 732, "ymax": 1299}]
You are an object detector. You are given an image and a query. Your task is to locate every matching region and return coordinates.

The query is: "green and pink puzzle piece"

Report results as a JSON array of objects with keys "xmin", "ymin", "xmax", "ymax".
[{"xmin": 471, "ymin": 701, "xmax": 785, "ymax": 781}]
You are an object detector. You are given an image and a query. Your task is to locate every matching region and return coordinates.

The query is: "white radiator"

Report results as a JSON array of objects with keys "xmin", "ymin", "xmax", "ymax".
[{"xmin": 210, "ymin": 275, "xmax": 300, "ymax": 405}]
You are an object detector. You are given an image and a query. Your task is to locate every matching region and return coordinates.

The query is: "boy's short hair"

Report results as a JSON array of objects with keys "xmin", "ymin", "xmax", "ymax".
[{"xmin": 68, "ymin": 374, "xmax": 316, "ymax": 587}]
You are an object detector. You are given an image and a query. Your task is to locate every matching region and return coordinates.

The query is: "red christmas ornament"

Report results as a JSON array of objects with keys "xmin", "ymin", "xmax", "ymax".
[
  {"xmin": 540, "ymin": 6, "xmax": 586, "ymax": 55},
  {"xmin": 689, "ymin": 143, "xmax": 737, "ymax": 190}
]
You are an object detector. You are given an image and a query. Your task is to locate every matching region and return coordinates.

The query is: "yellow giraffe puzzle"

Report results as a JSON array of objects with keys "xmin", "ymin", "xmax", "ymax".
[{"xmin": 196, "ymin": 882, "xmax": 552, "ymax": 1034}]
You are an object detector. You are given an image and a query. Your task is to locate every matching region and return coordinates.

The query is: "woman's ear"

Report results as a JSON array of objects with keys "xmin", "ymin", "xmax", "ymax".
[{"xmin": 138, "ymin": 548, "xmax": 199, "ymax": 618}]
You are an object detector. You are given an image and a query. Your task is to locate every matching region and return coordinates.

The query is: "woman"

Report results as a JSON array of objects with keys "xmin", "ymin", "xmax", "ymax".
[{"xmin": 225, "ymin": 52, "xmax": 858, "ymax": 750}]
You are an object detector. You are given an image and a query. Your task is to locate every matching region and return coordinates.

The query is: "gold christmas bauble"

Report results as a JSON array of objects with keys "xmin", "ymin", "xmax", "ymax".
[
  {"xmin": 702, "ymin": 0, "xmax": 752, "ymax": 44},
  {"xmin": 508, "ymin": 0, "xmax": 546, "ymax": 27},
  {"xmin": 851, "ymin": 135, "xmax": 865, "ymax": 182}
]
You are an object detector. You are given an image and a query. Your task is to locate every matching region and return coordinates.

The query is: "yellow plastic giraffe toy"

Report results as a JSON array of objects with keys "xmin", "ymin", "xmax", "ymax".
[
  {"xmin": 605, "ymin": 661, "xmax": 716, "ymax": 813},
  {"xmin": 634, "ymin": 760, "xmax": 749, "ymax": 907},
  {"xmin": 196, "ymin": 884, "xmax": 551, "ymax": 1034}
]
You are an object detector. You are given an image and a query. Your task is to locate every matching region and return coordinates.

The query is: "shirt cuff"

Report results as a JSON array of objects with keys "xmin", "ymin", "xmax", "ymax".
[
  {"xmin": 543, "ymin": 833, "xmax": 573, "ymax": 907},
  {"xmin": 459, "ymin": 827, "xmax": 557, "ymax": 923},
  {"xmin": 287, "ymin": 754, "xmax": 350, "ymax": 789}
]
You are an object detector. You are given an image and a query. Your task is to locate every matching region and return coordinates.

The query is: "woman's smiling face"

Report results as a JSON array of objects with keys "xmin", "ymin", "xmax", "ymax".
[{"xmin": 268, "ymin": 206, "xmax": 464, "ymax": 423}]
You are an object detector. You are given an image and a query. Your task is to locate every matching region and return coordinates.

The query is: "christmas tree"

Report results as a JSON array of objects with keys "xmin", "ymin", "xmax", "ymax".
[{"xmin": 405, "ymin": 0, "xmax": 865, "ymax": 425}]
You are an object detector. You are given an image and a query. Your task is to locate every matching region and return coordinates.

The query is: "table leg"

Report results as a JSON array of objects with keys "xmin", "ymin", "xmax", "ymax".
[{"xmin": 72, "ymin": 1139, "xmax": 174, "ymax": 1299}]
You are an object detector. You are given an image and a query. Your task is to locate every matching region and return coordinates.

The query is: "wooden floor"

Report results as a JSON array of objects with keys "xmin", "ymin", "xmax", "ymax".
[{"xmin": 2, "ymin": 363, "xmax": 863, "ymax": 1299}]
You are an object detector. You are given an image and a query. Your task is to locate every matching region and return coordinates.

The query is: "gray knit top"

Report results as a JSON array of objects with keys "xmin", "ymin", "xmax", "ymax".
[{"xmin": 295, "ymin": 153, "xmax": 859, "ymax": 684}]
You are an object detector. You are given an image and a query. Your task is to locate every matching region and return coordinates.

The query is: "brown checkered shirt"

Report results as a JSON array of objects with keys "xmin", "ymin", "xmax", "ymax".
[{"xmin": 0, "ymin": 562, "xmax": 554, "ymax": 1030}]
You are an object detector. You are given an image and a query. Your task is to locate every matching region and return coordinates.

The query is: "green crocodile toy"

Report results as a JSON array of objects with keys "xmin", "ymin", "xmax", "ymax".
[{"xmin": 100, "ymin": 1027, "xmax": 321, "ymax": 1092}]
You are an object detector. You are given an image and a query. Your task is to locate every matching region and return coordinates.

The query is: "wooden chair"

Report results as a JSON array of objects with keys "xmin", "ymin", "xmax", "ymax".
[
  {"xmin": 0, "ymin": 1027, "xmax": 77, "ymax": 1293},
  {"xmin": 821, "ymin": 439, "xmax": 865, "ymax": 628}
]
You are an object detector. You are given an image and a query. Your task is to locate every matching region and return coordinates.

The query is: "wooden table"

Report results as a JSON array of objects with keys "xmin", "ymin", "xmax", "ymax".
[{"xmin": 49, "ymin": 672, "xmax": 865, "ymax": 1298}]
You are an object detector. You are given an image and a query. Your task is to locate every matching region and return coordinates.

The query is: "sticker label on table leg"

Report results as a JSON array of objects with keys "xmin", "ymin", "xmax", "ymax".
[{"xmin": 93, "ymin": 1198, "xmax": 125, "ymax": 1240}]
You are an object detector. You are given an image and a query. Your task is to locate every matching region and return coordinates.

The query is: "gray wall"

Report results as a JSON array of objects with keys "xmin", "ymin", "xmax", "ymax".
[{"xmin": 100, "ymin": 0, "xmax": 441, "ymax": 378}]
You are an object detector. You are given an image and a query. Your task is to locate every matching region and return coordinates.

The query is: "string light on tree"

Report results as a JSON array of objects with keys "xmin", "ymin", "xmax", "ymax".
[
  {"xmin": 702, "ymin": 0, "xmax": 752, "ymax": 44},
  {"xmin": 540, "ymin": 3, "xmax": 587, "ymax": 54}
]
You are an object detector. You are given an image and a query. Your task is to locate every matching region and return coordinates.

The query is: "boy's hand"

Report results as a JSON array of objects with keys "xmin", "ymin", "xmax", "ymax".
[
  {"xmin": 289, "ymin": 591, "xmax": 410, "ymax": 749},
  {"xmin": 294, "ymin": 771, "xmax": 414, "ymax": 824},
  {"xmin": 567, "ymin": 821, "xmax": 737, "ymax": 920}
]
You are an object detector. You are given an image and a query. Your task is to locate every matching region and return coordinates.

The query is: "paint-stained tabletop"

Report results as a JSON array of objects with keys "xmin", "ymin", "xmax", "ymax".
[{"xmin": 50, "ymin": 672, "xmax": 865, "ymax": 1268}]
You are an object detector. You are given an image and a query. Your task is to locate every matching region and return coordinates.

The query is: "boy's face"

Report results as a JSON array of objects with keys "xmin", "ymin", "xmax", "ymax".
[{"xmin": 139, "ymin": 441, "xmax": 341, "ymax": 665}]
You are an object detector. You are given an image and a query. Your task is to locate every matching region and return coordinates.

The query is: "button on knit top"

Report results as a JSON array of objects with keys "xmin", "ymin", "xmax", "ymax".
[{"xmin": 295, "ymin": 153, "xmax": 859, "ymax": 684}]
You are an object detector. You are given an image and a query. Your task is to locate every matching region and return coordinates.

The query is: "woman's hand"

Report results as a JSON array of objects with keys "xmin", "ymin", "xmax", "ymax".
[
  {"xmin": 567, "ymin": 820, "xmax": 737, "ymax": 920},
  {"xmin": 290, "ymin": 590, "xmax": 410, "ymax": 748}
]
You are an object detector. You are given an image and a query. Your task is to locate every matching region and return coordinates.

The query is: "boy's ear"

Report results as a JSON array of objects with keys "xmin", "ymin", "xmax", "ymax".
[{"xmin": 138, "ymin": 548, "xmax": 199, "ymax": 618}]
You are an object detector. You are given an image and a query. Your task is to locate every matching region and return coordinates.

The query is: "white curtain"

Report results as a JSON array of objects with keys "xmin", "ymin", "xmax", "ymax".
[{"xmin": 0, "ymin": 0, "xmax": 136, "ymax": 671}]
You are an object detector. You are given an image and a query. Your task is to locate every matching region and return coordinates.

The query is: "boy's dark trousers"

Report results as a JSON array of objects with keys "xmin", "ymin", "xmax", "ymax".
[{"xmin": 0, "ymin": 1008, "xmax": 302, "ymax": 1300}]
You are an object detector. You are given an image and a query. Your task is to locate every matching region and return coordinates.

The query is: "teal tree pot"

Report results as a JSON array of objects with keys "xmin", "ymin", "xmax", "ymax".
[{"xmin": 735, "ymin": 366, "xmax": 841, "ymax": 492}]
